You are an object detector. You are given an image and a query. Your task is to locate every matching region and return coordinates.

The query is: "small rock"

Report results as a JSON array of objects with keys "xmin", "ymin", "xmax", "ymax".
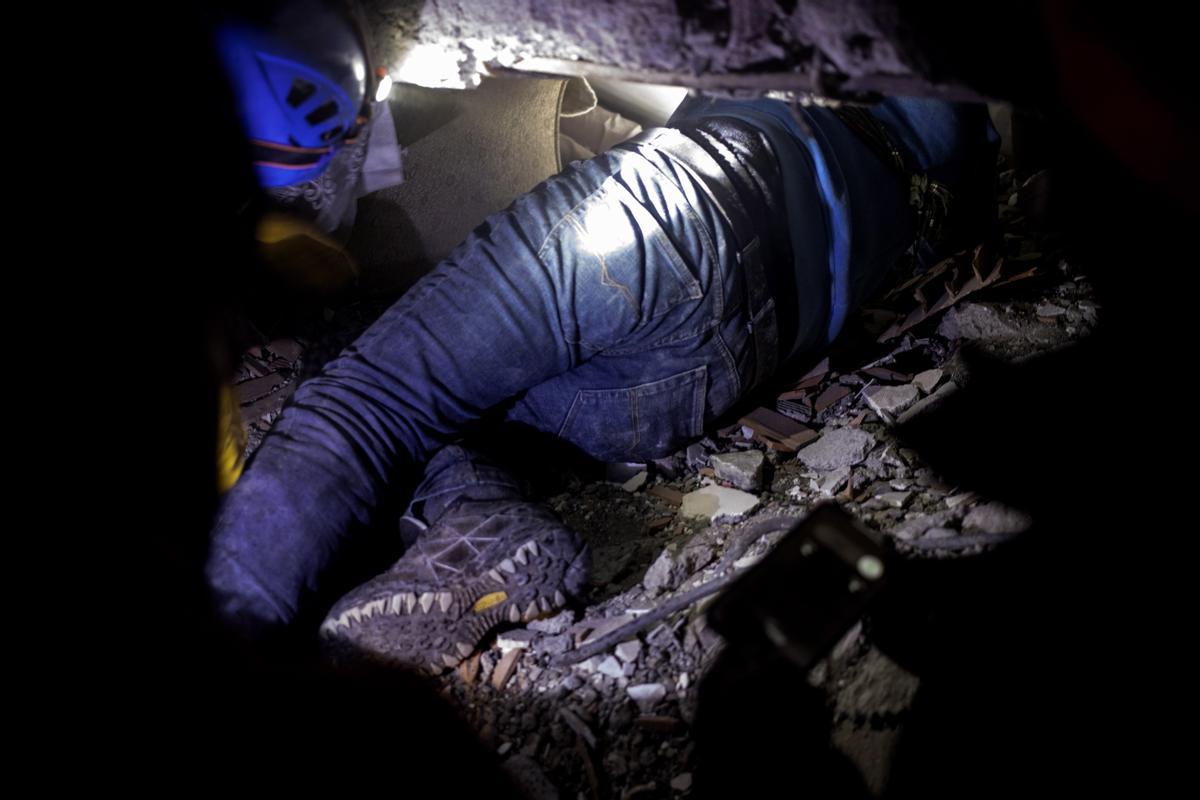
[
  {"xmin": 797, "ymin": 428, "xmax": 876, "ymax": 471},
  {"xmin": 686, "ymin": 443, "xmax": 708, "ymax": 469},
  {"xmin": 877, "ymin": 491, "xmax": 911, "ymax": 509},
  {"xmin": 643, "ymin": 549, "xmax": 678, "ymax": 595},
  {"xmin": 677, "ymin": 540, "xmax": 716, "ymax": 574},
  {"xmin": 893, "ymin": 509, "xmax": 964, "ymax": 541},
  {"xmin": 528, "ymin": 610, "xmax": 575, "ymax": 635},
  {"xmin": 671, "ymin": 773, "xmax": 694, "ymax": 792},
  {"xmin": 912, "ymin": 369, "xmax": 943, "ymax": 395},
  {"xmin": 652, "ymin": 456, "xmax": 681, "ymax": 479},
  {"xmin": 535, "ymin": 634, "xmax": 573, "ymax": 656},
  {"xmin": 479, "ymin": 652, "xmax": 496, "ymax": 683},
  {"xmin": 615, "ymin": 640, "xmax": 643, "ymax": 663},
  {"xmin": 497, "ymin": 742, "xmax": 513, "ymax": 756},
  {"xmin": 647, "ymin": 624, "xmax": 677, "ymax": 648},
  {"xmin": 963, "ymin": 501, "xmax": 1033, "ymax": 534},
  {"xmin": 864, "ymin": 384, "xmax": 920, "ymax": 418},
  {"xmin": 815, "ymin": 465, "xmax": 852, "ymax": 496},
  {"xmin": 647, "ymin": 484, "xmax": 684, "ymax": 506},
  {"xmin": 937, "ymin": 303, "xmax": 1022, "ymax": 341},
  {"xmin": 733, "ymin": 553, "xmax": 762, "ymax": 570},
  {"xmin": 923, "ymin": 527, "xmax": 957, "ymax": 539},
  {"xmin": 597, "ymin": 656, "xmax": 625, "ymax": 679},
  {"xmin": 561, "ymin": 674, "xmax": 583, "ymax": 691},
  {"xmin": 492, "ymin": 649, "xmax": 522, "ymax": 690},
  {"xmin": 1036, "ymin": 303, "xmax": 1066, "ymax": 317},
  {"xmin": 710, "ymin": 450, "xmax": 767, "ymax": 491},
  {"xmin": 945, "ymin": 492, "xmax": 977, "ymax": 509},
  {"xmin": 622, "ymin": 471, "xmax": 648, "ymax": 492},
  {"xmin": 498, "ymin": 630, "xmax": 538, "ymax": 652},
  {"xmin": 677, "ymin": 672, "xmax": 689, "ymax": 691},
  {"xmin": 605, "ymin": 461, "xmax": 647, "ymax": 484},
  {"xmin": 626, "ymin": 683, "xmax": 668, "ymax": 711},
  {"xmin": 680, "ymin": 485, "xmax": 760, "ymax": 522}
]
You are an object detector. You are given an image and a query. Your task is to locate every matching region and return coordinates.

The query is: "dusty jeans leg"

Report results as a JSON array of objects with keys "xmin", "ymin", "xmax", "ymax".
[{"xmin": 206, "ymin": 144, "xmax": 756, "ymax": 633}]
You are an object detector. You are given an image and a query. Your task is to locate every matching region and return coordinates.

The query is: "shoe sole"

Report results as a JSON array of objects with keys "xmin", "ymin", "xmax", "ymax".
[{"xmin": 321, "ymin": 536, "xmax": 588, "ymax": 674}]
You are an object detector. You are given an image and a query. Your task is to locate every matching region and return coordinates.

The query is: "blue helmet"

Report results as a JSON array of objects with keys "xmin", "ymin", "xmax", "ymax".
[{"xmin": 215, "ymin": 1, "xmax": 372, "ymax": 187}]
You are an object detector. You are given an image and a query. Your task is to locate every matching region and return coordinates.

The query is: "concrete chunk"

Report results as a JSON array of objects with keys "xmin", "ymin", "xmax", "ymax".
[
  {"xmin": 798, "ymin": 428, "xmax": 876, "ymax": 471},
  {"xmin": 710, "ymin": 450, "xmax": 767, "ymax": 491},
  {"xmin": 680, "ymin": 485, "xmax": 760, "ymax": 522}
]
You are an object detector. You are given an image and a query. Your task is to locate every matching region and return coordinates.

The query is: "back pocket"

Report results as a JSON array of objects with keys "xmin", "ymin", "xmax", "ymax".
[{"xmin": 557, "ymin": 365, "xmax": 707, "ymax": 462}]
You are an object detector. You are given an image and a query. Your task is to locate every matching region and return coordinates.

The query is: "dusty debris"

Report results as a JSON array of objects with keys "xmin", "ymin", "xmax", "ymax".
[
  {"xmin": 864, "ymin": 384, "xmax": 920, "ymax": 418},
  {"xmin": 861, "ymin": 366, "xmax": 911, "ymax": 383},
  {"xmin": 645, "ymin": 516, "xmax": 674, "ymax": 532},
  {"xmin": 528, "ymin": 610, "xmax": 575, "ymax": 635},
  {"xmin": 626, "ymin": 683, "xmax": 667, "ymax": 712},
  {"xmin": 622, "ymin": 471, "xmax": 648, "ymax": 493},
  {"xmin": 913, "ymin": 368, "xmax": 943, "ymax": 394},
  {"xmin": 797, "ymin": 427, "xmax": 876, "ymax": 471},
  {"xmin": 458, "ymin": 652, "xmax": 481, "ymax": 684},
  {"xmin": 679, "ymin": 485, "xmax": 760, "ymax": 522},
  {"xmin": 892, "ymin": 508, "xmax": 966, "ymax": 541},
  {"xmin": 534, "ymin": 634, "xmax": 573, "ymax": 657},
  {"xmin": 739, "ymin": 407, "xmax": 818, "ymax": 451},
  {"xmin": 259, "ymin": 152, "xmax": 1091, "ymax": 800},
  {"xmin": 615, "ymin": 640, "xmax": 643, "ymax": 663},
  {"xmin": 963, "ymin": 501, "xmax": 1033, "ymax": 535},
  {"xmin": 878, "ymin": 246, "xmax": 1038, "ymax": 342},
  {"xmin": 643, "ymin": 549, "xmax": 677, "ymax": 595},
  {"xmin": 559, "ymin": 707, "xmax": 597, "ymax": 749},
  {"xmin": 816, "ymin": 466, "xmax": 853, "ymax": 496},
  {"xmin": 636, "ymin": 716, "xmax": 683, "ymax": 733},
  {"xmin": 597, "ymin": 655, "xmax": 625, "ymax": 679},
  {"xmin": 709, "ymin": 450, "xmax": 767, "ymax": 491},
  {"xmin": 575, "ymin": 615, "xmax": 639, "ymax": 647},
  {"xmin": 265, "ymin": 337, "xmax": 303, "ymax": 362},
  {"xmin": 498, "ymin": 629, "xmax": 538, "ymax": 652},
  {"xmin": 492, "ymin": 649, "xmax": 521, "ymax": 690},
  {"xmin": 815, "ymin": 384, "xmax": 853, "ymax": 412},
  {"xmin": 235, "ymin": 374, "xmax": 286, "ymax": 404},
  {"xmin": 647, "ymin": 485, "xmax": 684, "ymax": 507},
  {"xmin": 875, "ymin": 491, "xmax": 912, "ymax": 509},
  {"xmin": 937, "ymin": 303, "xmax": 1024, "ymax": 341}
]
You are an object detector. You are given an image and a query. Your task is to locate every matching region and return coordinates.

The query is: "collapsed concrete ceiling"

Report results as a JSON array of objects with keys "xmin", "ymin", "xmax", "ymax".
[{"xmin": 363, "ymin": 0, "xmax": 1034, "ymax": 103}]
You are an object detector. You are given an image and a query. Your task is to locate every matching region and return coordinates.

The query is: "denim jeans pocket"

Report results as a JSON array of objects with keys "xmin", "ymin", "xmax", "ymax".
[
  {"xmin": 556, "ymin": 365, "xmax": 707, "ymax": 462},
  {"xmin": 539, "ymin": 176, "xmax": 705, "ymax": 353}
]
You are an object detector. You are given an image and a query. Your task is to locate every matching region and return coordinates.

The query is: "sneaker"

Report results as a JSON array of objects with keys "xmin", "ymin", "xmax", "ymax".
[{"xmin": 320, "ymin": 447, "xmax": 589, "ymax": 672}]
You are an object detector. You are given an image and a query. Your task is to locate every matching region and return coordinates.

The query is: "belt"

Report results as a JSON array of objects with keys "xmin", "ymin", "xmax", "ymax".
[{"xmin": 833, "ymin": 105, "xmax": 954, "ymax": 260}]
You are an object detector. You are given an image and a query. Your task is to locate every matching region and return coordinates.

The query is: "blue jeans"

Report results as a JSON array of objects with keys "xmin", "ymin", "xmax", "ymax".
[
  {"xmin": 206, "ymin": 95, "xmax": 984, "ymax": 633},
  {"xmin": 208, "ymin": 130, "xmax": 774, "ymax": 631}
]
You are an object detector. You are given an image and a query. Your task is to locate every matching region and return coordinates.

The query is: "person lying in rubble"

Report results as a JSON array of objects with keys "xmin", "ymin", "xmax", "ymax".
[{"xmin": 208, "ymin": 90, "xmax": 999, "ymax": 672}]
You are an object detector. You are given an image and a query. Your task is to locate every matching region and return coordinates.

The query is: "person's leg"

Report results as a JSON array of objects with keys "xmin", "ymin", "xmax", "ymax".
[
  {"xmin": 207, "ymin": 141, "xmax": 754, "ymax": 636},
  {"xmin": 316, "ymin": 127, "xmax": 782, "ymax": 670}
]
